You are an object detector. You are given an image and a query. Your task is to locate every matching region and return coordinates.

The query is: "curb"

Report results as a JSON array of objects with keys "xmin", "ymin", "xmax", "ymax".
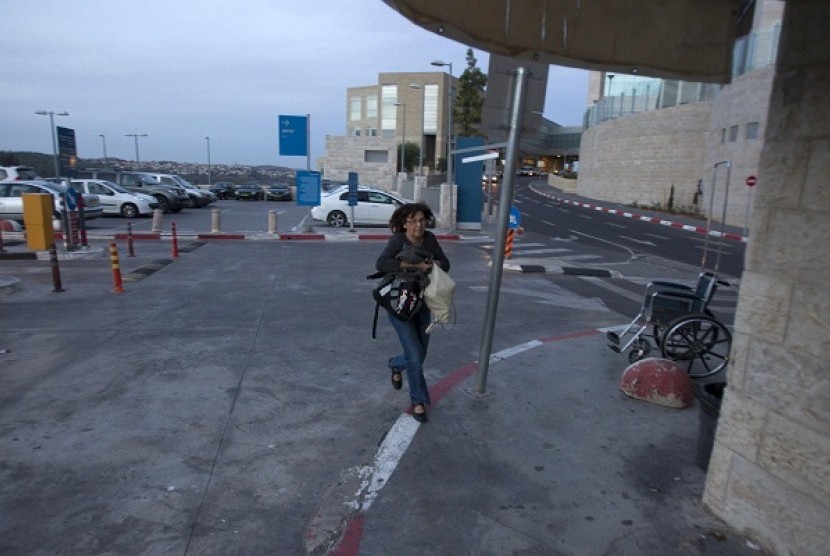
[
  {"xmin": 531, "ymin": 185, "xmax": 748, "ymax": 243},
  {"xmin": 0, "ymin": 231, "xmax": 465, "ymax": 243},
  {"xmin": 501, "ymin": 260, "xmax": 617, "ymax": 277}
]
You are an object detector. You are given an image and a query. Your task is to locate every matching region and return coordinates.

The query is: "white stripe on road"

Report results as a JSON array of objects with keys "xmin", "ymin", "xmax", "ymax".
[
  {"xmin": 515, "ymin": 248, "xmax": 570, "ymax": 255},
  {"xmin": 605, "ymin": 222, "xmax": 627, "ymax": 228},
  {"xmin": 644, "ymin": 233, "xmax": 671, "ymax": 240}
]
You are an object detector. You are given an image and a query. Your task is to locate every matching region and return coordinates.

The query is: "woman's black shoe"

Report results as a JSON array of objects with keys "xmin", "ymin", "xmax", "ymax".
[
  {"xmin": 411, "ymin": 403, "xmax": 427, "ymax": 422},
  {"xmin": 391, "ymin": 371, "xmax": 403, "ymax": 390}
]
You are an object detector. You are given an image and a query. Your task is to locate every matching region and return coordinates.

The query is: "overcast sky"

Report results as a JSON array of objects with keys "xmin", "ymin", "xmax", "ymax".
[{"xmin": 1, "ymin": 0, "xmax": 590, "ymax": 168}]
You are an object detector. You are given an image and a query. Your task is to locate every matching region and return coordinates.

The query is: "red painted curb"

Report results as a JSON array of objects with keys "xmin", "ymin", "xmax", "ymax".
[
  {"xmin": 357, "ymin": 234, "xmax": 391, "ymax": 240},
  {"xmin": 279, "ymin": 233, "xmax": 326, "ymax": 240},
  {"xmin": 114, "ymin": 233, "xmax": 161, "ymax": 240},
  {"xmin": 197, "ymin": 234, "xmax": 246, "ymax": 240}
]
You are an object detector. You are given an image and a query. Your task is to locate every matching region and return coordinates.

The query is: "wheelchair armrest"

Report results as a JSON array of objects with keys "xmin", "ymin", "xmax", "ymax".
[{"xmin": 649, "ymin": 280, "xmax": 692, "ymax": 289}]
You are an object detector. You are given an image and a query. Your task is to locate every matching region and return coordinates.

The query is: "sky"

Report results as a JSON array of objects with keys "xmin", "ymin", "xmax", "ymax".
[{"xmin": 0, "ymin": 0, "xmax": 590, "ymax": 169}]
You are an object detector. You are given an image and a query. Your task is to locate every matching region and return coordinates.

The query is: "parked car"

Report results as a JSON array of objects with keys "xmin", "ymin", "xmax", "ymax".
[
  {"xmin": 78, "ymin": 171, "xmax": 188, "ymax": 214},
  {"xmin": 264, "ymin": 183, "xmax": 292, "ymax": 201},
  {"xmin": 0, "ymin": 180, "xmax": 104, "ymax": 222},
  {"xmin": 210, "ymin": 182, "xmax": 236, "ymax": 199},
  {"xmin": 71, "ymin": 179, "xmax": 158, "ymax": 218},
  {"xmin": 518, "ymin": 166, "xmax": 537, "ymax": 176},
  {"xmin": 145, "ymin": 173, "xmax": 213, "ymax": 207},
  {"xmin": 235, "ymin": 183, "xmax": 263, "ymax": 201},
  {"xmin": 0, "ymin": 166, "xmax": 43, "ymax": 182},
  {"xmin": 311, "ymin": 186, "xmax": 411, "ymax": 227}
]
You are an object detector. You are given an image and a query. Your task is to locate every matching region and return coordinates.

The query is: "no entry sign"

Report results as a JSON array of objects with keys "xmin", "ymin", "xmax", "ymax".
[{"xmin": 746, "ymin": 175, "xmax": 757, "ymax": 187}]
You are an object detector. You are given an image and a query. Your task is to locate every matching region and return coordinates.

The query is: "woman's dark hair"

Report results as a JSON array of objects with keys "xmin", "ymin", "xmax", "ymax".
[{"xmin": 388, "ymin": 202, "xmax": 434, "ymax": 232}]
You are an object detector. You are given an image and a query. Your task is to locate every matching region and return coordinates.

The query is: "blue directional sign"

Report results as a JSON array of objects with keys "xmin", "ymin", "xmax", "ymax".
[
  {"xmin": 65, "ymin": 187, "xmax": 79, "ymax": 211},
  {"xmin": 278, "ymin": 115, "xmax": 308, "ymax": 157},
  {"xmin": 347, "ymin": 172, "xmax": 358, "ymax": 207},
  {"xmin": 509, "ymin": 205, "xmax": 521, "ymax": 229},
  {"xmin": 295, "ymin": 170, "xmax": 321, "ymax": 206}
]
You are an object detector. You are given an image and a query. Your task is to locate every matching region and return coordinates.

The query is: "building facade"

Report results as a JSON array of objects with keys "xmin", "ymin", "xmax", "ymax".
[{"xmin": 577, "ymin": 1, "xmax": 784, "ymax": 229}]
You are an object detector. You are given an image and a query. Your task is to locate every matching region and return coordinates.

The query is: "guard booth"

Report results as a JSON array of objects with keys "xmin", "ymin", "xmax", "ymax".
[{"xmin": 22, "ymin": 193, "xmax": 55, "ymax": 251}]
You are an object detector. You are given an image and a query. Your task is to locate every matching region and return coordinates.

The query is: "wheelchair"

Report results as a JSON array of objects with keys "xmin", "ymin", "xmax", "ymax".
[
  {"xmin": 607, "ymin": 161, "xmax": 736, "ymax": 378},
  {"xmin": 606, "ymin": 271, "xmax": 732, "ymax": 378}
]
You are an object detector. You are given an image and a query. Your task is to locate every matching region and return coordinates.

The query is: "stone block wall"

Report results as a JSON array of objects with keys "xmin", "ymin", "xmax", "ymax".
[
  {"xmin": 319, "ymin": 136, "xmax": 396, "ymax": 191},
  {"xmin": 702, "ymin": 2, "xmax": 830, "ymax": 553},
  {"xmin": 577, "ymin": 103, "xmax": 710, "ymax": 211}
]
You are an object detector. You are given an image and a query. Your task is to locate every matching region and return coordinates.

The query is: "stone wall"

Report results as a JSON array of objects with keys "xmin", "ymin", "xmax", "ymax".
[
  {"xmin": 578, "ymin": 66, "xmax": 775, "ymax": 230},
  {"xmin": 703, "ymin": 67, "xmax": 775, "ymax": 230},
  {"xmin": 577, "ymin": 103, "xmax": 710, "ymax": 212},
  {"xmin": 319, "ymin": 136, "xmax": 397, "ymax": 191},
  {"xmin": 702, "ymin": 2, "xmax": 830, "ymax": 554}
]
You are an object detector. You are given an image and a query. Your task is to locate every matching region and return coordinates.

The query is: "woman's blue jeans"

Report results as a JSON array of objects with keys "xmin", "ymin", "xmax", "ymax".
[{"xmin": 387, "ymin": 306, "xmax": 432, "ymax": 405}]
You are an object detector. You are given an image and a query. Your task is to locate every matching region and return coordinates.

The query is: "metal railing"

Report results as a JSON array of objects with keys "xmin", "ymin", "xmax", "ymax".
[{"xmin": 583, "ymin": 23, "xmax": 781, "ymax": 130}]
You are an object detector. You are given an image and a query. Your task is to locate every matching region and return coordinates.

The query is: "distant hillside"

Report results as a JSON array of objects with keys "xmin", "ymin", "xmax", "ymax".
[{"xmin": 0, "ymin": 151, "xmax": 296, "ymax": 185}]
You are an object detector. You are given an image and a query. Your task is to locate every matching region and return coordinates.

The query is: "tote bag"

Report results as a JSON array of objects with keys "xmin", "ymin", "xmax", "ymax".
[{"xmin": 423, "ymin": 265, "xmax": 455, "ymax": 323}]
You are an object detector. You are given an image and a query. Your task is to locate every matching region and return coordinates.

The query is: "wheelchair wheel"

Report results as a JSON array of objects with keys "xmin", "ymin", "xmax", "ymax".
[
  {"xmin": 660, "ymin": 314, "xmax": 731, "ymax": 378},
  {"xmin": 628, "ymin": 338, "xmax": 651, "ymax": 363}
]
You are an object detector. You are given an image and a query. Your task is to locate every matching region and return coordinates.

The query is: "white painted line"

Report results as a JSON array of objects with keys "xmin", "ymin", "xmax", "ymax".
[
  {"xmin": 644, "ymin": 233, "xmax": 671, "ymax": 240},
  {"xmin": 620, "ymin": 235, "xmax": 657, "ymax": 246},
  {"xmin": 541, "ymin": 220, "xmax": 556, "ymax": 226},
  {"xmin": 578, "ymin": 214, "xmax": 593, "ymax": 219},
  {"xmin": 561, "ymin": 254, "xmax": 602, "ymax": 261},
  {"xmin": 515, "ymin": 248, "xmax": 570, "ymax": 255},
  {"xmin": 606, "ymin": 222, "xmax": 627, "ymax": 228},
  {"xmin": 490, "ymin": 340, "xmax": 544, "ymax": 362},
  {"xmin": 359, "ymin": 414, "xmax": 420, "ymax": 510}
]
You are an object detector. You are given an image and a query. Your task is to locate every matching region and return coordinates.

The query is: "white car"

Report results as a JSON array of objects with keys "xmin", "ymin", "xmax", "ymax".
[
  {"xmin": 0, "ymin": 180, "xmax": 103, "ymax": 221},
  {"xmin": 71, "ymin": 179, "xmax": 159, "ymax": 218},
  {"xmin": 311, "ymin": 186, "xmax": 411, "ymax": 227},
  {"xmin": 0, "ymin": 165, "xmax": 42, "ymax": 182}
]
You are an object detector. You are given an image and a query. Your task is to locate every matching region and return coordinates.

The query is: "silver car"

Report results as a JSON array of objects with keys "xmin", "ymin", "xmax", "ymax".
[
  {"xmin": 0, "ymin": 180, "xmax": 104, "ymax": 222},
  {"xmin": 71, "ymin": 179, "xmax": 158, "ymax": 218}
]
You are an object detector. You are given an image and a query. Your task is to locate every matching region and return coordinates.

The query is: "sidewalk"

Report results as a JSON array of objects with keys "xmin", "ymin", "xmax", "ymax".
[{"xmin": 0, "ymin": 230, "xmax": 766, "ymax": 555}]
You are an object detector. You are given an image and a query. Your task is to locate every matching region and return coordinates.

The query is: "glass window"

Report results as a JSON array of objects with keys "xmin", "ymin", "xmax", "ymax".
[
  {"xmin": 368, "ymin": 192, "xmax": 393, "ymax": 204},
  {"xmin": 364, "ymin": 150, "xmax": 389, "ymax": 163},
  {"xmin": 729, "ymin": 125, "xmax": 739, "ymax": 142},
  {"xmin": 424, "ymin": 84, "xmax": 438, "ymax": 134},
  {"xmin": 366, "ymin": 95, "xmax": 378, "ymax": 119},
  {"xmin": 349, "ymin": 97, "xmax": 361, "ymax": 121},
  {"xmin": 745, "ymin": 122, "xmax": 759, "ymax": 140},
  {"xmin": 381, "ymin": 85, "xmax": 397, "ymax": 133},
  {"xmin": 720, "ymin": 128, "xmax": 726, "ymax": 144}
]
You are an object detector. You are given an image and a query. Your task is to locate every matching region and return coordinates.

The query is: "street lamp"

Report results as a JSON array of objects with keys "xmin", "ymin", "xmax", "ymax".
[
  {"xmin": 394, "ymin": 103, "xmax": 406, "ymax": 174},
  {"xmin": 34, "ymin": 110, "xmax": 68, "ymax": 179},
  {"xmin": 431, "ymin": 59, "xmax": 453, "ymax": 185},
  {"xmin": 125, "ymin": 133, "xmax": 148, "ymax": 168},
  {"xmin": 606, "ymin": 73, "xmax": 615, "ymax": 118},
  {"xmin": 99, "ymin": 134, "xmax": 108, "ymax": 163},
  {"xmin": 409, "ymin": 83, "xmax": 424, "ymax": 175},
  {"xmin": 205, "ymin": 136, "xmax": 212, "ymax": 185}
]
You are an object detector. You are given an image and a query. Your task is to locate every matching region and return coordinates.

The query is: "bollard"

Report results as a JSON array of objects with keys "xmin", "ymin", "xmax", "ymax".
[
  {"xmin": 151, "ymin": 209, "xmax": 163, "ymax": 233},
  {"xmin": 268, "ymin": 210, "xmax": 277, "ymax": 234},
  {"xmin": 49, "ymin": 243, "xmax": 65, "ymax": 292},
  {"xmin": 109, "ymin": 242, "xmax": 124, "ymax": 293},
  {"xmin": 505, "ymin": 229, "xmax": 515, "ymax": 259},
  {"xmin": 211, "ymin": 209, "xmax": 221, "ymax": 233},
  {"xmin": 0, "ymin": 222, "xmax": 5, "ymax": 253},
  {"xmin": 126, "ymin": 221, "xmax": 135, "ymax": 257},
  {"xmin": 77, "ymin": 196, "xmax": 88, "ymax": 247},
  {"xmin": 171, "ymin": 222, "xmax": 179, "ymax": 258}
]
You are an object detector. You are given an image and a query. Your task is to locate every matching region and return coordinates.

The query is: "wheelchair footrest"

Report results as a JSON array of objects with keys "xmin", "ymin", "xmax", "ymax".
[
  {"xmin": 608, "ymin": 343, "xmax": 622, "ymax": 353},
  {"xmin": 607, "ymin": 330, "xmax": 621, "ymax": 345}
]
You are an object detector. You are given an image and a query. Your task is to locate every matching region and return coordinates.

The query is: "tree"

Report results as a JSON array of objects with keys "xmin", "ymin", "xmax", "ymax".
[
  {"xmin": 397, "ymin": 142, "xmax": 421, "ymax": 173},
  {"xmin": 454, "ymin": 48, "xmax": 487, "ymax": 137}
]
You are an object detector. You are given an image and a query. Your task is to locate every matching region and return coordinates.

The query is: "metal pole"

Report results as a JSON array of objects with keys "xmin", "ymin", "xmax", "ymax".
[
  {"xmin": 744, "ymin": 184, "xmax": 753, "ymax": 239},
  {"xmin": 99, "ymin": 134, "xmax": 107, "ymax": 162},
  {"xmin": 447, "ymin": 63, "xmax": 453, "ymax": 186},
  {"xmin": 205, "ymin": 136, "xmax": 212, "ymax": 186},
  {"xmin": 474, "ymin": 67, "xmax": 529, "ymax": 394},
  {"xmin": 48, "ymin": 113, "xmax": 59, "ymax": 178},
  {"xmin": 419, "ymin": 88, "xmax": 424, "ymax": 175}
]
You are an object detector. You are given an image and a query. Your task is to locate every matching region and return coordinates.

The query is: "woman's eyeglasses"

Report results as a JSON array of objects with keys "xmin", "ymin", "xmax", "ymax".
[{"xmin": 406, "ymin": 218, "xmax": 427, "ymax": 225}]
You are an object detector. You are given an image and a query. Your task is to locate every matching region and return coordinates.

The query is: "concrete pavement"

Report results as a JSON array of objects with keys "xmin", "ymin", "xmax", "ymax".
[{"xmin": 0, "ymin": 211, "xmax": 766, "ymax": 554}]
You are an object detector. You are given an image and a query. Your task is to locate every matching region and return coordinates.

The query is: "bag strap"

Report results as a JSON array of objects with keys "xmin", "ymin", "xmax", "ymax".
[{"xmin": 372, "ymin": 299, "xmax": 380, "ymax": 339}]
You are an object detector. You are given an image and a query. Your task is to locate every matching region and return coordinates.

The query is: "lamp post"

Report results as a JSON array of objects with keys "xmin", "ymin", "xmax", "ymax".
[
  {"xmin": 125, "ymin": 133, "xmax": 148, "ymax": 168},
  {"xmin": 35, "ymin": 110, "xmax": 68, "ymax": 179},
  {"xmin": 205, "ymin": 136, "xmax": 212, "ymax": 185},
  {"xmin": 409, "ymin": 83, "xmax": 424, "ymax": 175},
  {"xmin": 431, "ymin": 60, "xmax": 453, "ymax": 185},
  {"xmin": 99, "ymin": 134, "xmax": 108, "ymax": 163},
  {"xmin": 606, "ymin": 73, "xmax": 615, "ymax": 118},
  {"xmin": 394, "ymin": 103, "xmax": 406, "ymax": 174}
]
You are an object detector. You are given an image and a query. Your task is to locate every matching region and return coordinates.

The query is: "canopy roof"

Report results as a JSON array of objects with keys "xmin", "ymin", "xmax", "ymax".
[{"xmin": 383, "ymin": 0, "xmax": 742, "ymax": 83}]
